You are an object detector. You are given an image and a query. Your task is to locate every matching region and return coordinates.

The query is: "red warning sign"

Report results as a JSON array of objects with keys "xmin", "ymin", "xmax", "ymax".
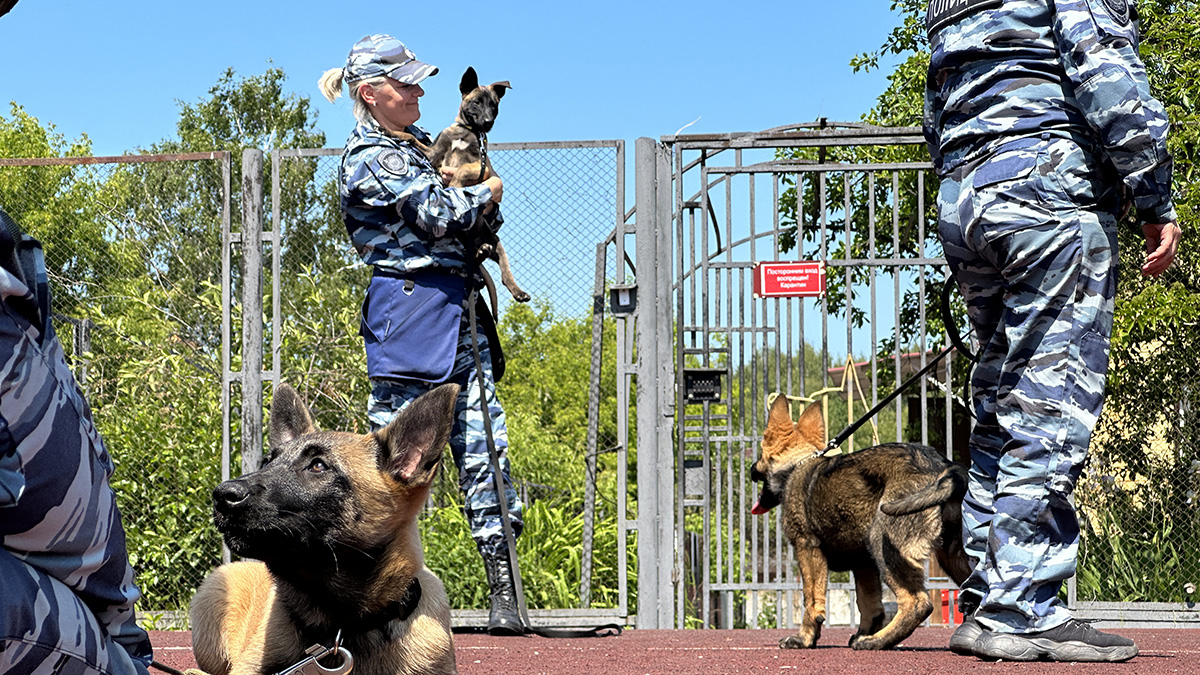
[{"xmin": 752, "ymin": 261, "xmax": 827, "ymax": 298}]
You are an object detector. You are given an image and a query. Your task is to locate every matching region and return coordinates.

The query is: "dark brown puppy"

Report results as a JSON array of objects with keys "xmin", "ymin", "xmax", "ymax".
[
  {"xmin": 751, "ymin": 396, "xmax": 972, "ymax": 651},
  {"xmin": 427, "ymin": 67, "xmax": 528, "ymax": 305},
  {"xmin": 189, "ymin": 383, "xmax": 460, "ymax": 675}
]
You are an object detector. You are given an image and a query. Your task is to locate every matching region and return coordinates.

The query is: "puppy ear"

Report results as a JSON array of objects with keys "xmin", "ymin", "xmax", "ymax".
[
  {"xmin": 378, "ymin": 383, "xmax": 459, "ymax": 484},
  {"xmin": 490, "ymin": 81, "xmax": 512, "ymax": 99},
  {"xmin": 795, "ymin": 401, "xmax": 826, "ymax": 447},
  {"xmin": 269, "ymin": 383, "xmax": 317, "ymax": 447},
  {"xmin": 459, "ymin": 67, "xmax": 479, "ymax": 96},
  {"xmin": 766, "ymin": 394, "xmax": 794, "ymax": 431}
]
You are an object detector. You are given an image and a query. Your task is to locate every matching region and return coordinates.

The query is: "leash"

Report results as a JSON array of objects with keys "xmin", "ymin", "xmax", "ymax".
[
  {"xmin": 823, "ymin": 277, "xmax": 977, "ymax": 453},
  {"xmin": 462, "ymin": 288, "xmax": 623, "ymax": 639}
]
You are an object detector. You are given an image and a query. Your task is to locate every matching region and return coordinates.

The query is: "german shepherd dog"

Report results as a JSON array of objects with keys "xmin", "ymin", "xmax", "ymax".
[
  {"xmin": 189, "ymin": 384, "xmax": 460, "ymax": 675},
  {"xmin": 750, "ymin": 395, "xmax": 972, "ymax": 651},
  {"xmin": 426, "ymin": 67, "xmax": 529, "ymax": 306}
]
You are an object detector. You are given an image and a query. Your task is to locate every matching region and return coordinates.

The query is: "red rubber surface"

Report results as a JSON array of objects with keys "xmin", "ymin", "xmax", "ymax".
[{"xmin": 150, "ymin": 627, "xmax": 1200, "ymax": 674}]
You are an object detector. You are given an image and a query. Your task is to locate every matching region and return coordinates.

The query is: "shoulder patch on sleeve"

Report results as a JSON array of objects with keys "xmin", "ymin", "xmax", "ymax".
[
  {"xmin": 1102, "ymin": 0, "xmax": 1131, "ymax": 25},
  {"xmin": 379, "ymin": 150, "xmax": 410, "ymax": 176},
  {"xmin": 926, "ymin": 0, "xmax": 1002, "ymax": 36}
]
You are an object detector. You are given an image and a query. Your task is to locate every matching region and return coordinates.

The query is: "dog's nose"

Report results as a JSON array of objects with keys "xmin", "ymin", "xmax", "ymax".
[{"xmin": 213, "ymin": 480, "xmax": 251, "ymax": 511}]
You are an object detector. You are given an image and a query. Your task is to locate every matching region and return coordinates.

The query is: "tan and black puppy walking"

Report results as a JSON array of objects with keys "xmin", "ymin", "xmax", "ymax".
[
  {"xmin": 189, "ymin": 384, "xmax": 460, "ymax": 675},
  {"xmin": 751, "ymin": 395, "xmax": 972, "ymax": 651},
  {"xmin": 427, "ymin": 67, "xmax": 528, "ymax": 305}
]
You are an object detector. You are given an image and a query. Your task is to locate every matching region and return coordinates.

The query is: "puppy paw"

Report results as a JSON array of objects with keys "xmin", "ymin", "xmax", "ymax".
[
  {"xmin": 779, "ymin": 635, "xmax": 813, "ymax": 650},
  {"xmin": 513, "ymin": 291, "xmax": 531, "ymax": 303}
]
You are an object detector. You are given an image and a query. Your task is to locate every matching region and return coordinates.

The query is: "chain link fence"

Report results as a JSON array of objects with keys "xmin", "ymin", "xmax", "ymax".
[
  {"xmin": 1073, "ymin": 226, "xmax": 1200, "ymax": 618},
  {"xmin": 0, "ymin": 140, "xmax": 630, "ymax": 624},
  {"xmin": 268, "ymin": 141, "xmax": 630, "ymax": 619},
  {"xmin": 0, "ymin": 152, "xmax": 231, "ymax": 623}
]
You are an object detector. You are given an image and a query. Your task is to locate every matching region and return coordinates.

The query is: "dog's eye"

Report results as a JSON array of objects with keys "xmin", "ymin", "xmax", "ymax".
[{"xmin": 308, "ymin": 458, "xmax": 330, "ymax": 473}]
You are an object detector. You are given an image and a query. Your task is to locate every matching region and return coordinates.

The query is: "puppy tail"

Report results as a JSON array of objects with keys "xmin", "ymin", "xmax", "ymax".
[{"xmin": 880, "ymin": 464, "xmax": 967, "ymax": 516}]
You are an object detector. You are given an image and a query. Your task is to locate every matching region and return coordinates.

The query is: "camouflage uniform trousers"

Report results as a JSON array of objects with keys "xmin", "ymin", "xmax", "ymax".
[
  {"xmin": 938, "ymin": 135, "xmax": 1120, "ymax": 634},
  {"xmin": 0, "ymin": 271, "xmax": 153, "ymax": 674},
  {"xmin": 368, "ymin": 310, "xmax": 523, "ymax": 546}
]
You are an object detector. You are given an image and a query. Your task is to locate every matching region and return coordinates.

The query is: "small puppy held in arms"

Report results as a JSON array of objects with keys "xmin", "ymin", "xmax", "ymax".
[
  {"xmin": 751, "ymin": 395, "xmax": 972, "ymax": 651},
  {"xmin": 427, "ymin": 67, "xmax": 530, "ymax": 305},
  {"xmin": 188, "ymin": 383, "xmax": 461, "ymax": 675}
]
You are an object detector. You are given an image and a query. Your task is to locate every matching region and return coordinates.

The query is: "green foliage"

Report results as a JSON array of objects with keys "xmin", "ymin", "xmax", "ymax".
[{"xmin": 420, "ymin": 498, "xmax": 634, "ymax": 611}]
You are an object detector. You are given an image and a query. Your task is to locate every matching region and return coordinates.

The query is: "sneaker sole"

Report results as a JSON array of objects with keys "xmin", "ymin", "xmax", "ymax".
[
  {"xmin": 977, "ymin": 633, "xmax": 1138, "ymax": 663},
  {"xmin": 948, "ymin": 622, "xmax": 984, "ymax": 656}
]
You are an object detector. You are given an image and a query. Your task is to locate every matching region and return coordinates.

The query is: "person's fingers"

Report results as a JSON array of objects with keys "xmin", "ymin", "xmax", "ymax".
[{"xmin": 1141, "ymin": 222, "xmax": 1181, "ymax": 277}]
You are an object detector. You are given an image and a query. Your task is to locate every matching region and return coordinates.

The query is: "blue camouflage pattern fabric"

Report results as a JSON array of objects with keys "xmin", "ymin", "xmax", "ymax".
[
  {"xmin": 343, "ymin": 34, "xmax": 438, "ymax": 86},
  {"xmin": 924, "ymin": 0, "xmax": 1175, "ymax": 634},
  {"xmin": 340, "ymin": 121, "xmax": 494, "ymax": 275},
  {"xmin": 0, "ymin": 249, "xmax": 152, "ymax": 674},
  {"xmin": 367, "ymin": 310, "xmax": 523, "ymax": 545}
]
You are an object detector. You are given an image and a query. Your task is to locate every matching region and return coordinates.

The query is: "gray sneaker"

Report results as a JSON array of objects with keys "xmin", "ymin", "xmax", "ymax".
[
  {"xmin": 948, "ymin": 615, "xmax": 986, "ymax": 655},
  {"xmin": 975, "ymin": 618, "xmax": 1138, "ymax": 662}
]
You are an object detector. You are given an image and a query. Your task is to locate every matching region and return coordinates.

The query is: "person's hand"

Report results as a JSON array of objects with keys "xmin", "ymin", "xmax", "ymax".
[
  {"xmin": 484, "ymin": 176, "xmax": 503, "ymax": 204},
  {"xmin": 1142, "ymin": 220, "xmax": 1181, "ymax": 277}
]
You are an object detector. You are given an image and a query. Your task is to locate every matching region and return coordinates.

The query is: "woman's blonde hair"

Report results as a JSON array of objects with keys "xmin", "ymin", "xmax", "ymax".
[{"xmin": 318, "ymin": 68, "xmax": 385, "ymax": 125}]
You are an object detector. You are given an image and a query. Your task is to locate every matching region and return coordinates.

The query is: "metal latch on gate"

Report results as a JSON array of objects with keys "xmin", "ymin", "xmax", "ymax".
[
  {"xmin": 683, "ymin": 368, "xmax": 724, "ymax": 404},
  {"xmin": 608, "ymin": 284, "xmax": 637, "ymax": 316}
]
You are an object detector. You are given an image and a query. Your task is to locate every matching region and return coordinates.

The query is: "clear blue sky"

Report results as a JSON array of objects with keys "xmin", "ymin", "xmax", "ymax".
[{"xmin": 0, "ymin": 1, "xmax": 905, "ymax": 156}]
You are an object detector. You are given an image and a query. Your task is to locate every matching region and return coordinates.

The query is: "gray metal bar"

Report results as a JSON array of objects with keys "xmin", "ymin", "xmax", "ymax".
[
  {"xmin": 240, "ymin": 148, "xmax": 265, "ymax": 475},
  {"xmin": 580, "ymin": 241, "xmax": 607, "ymax": 607}
]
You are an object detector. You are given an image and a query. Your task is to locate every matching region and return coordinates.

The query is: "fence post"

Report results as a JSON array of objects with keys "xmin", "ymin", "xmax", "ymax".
[
  {"xmin": 241, "ymin": 148, "xmax": 265, "ymax": 475},
  {"xmin": 635, "ymin": 137, "xmax": 676, "ymax": 629}
]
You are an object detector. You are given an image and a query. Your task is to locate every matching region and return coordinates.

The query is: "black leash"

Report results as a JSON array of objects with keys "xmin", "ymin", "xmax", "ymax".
[
  {"xmin": 824, "ymin": 277, "xmax": 977, "ymax": 453},
  {"xmin": 462, "ymin": 289, "xmax": 623, "ymax": 639}
]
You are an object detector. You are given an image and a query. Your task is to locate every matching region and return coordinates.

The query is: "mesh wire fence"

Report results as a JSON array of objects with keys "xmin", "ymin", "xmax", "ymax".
[
  {"xmin": 1, "ymin": 142, "xmax": 628, "ymax": 618},
  {"xmin": 0, "ymin": 153, "xmax": 230, "ymax": 617},
  {"xmin": 270, "ymin": 141, "xmax": 629, "ymax": 612}
]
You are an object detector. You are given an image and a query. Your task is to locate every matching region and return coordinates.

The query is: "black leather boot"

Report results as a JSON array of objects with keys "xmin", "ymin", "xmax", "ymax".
[{"xmin": 479, "ymin": 541, "xmax": 524, "ymax": 635}]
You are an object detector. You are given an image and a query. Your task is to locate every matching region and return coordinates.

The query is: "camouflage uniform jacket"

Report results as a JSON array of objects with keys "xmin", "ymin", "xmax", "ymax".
[
  {"xmin": 339, "ymin": 120, "xmax": 494, "ymax": 275},
  {"xmin": 923, "ymin": 0, "xmax": 1176, "ymax": 226}
]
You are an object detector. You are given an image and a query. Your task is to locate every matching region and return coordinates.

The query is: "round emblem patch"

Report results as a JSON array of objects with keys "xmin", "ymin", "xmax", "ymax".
[
  {"xmin": 1103, "ymin": 0, "xmax": 1130, "ymax": 25},
  {"xmin": 379, "ymin": 151, "xmax": 409, "ymax": 175}
]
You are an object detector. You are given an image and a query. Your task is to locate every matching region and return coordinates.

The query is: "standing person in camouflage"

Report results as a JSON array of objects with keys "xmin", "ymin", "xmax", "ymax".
[
  {"xmin": 0, "ymin": 208, "xmax": 154, "ymax": 675},
  {"xmin": 925, "ymin": 0, "xmax": 1181, "ymax": 663},
  {"xmin": 318, "ymin": 34, "xmax": 526, "ymax": 636}
]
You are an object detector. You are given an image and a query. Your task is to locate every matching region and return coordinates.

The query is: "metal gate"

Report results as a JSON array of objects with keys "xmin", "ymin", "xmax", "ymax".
[{"xmin": 635, "ymin": 123, "xmax": 969, "ymax": 629}]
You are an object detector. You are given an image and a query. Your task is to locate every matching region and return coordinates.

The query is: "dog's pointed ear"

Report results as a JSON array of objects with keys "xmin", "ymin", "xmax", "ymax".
[
  {"xmin": 796, "ymin": 401, "xmax": 826, "ymax": 446},
  {"xmin": 459, "ymin": 67, "xmax": 479, "ymax": 96},
  {"xmin": 378, "ymin": 383, "xmax": 459, "ymax": 484},
  {"xmin": 490, "ymin": 81, "xmax": 512, "ymax": 99},
  {"xmin": 269, "ymin": 383, "xmax": 317, "ymax": 446},
  {"xmin": 767, "ymin": 394, "xmax": 794, "ymax": 431}
]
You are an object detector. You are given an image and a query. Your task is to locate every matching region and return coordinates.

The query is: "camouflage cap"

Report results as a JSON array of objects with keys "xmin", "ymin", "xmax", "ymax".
[{"xmin": 344, "ymin": 34, "xmax": 438, "ymax": 86}]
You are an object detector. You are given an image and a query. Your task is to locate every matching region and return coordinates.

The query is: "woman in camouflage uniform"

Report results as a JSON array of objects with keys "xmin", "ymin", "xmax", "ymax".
[{"xmin": 318, "ymin": 34, "xmax": 525, "ymax": 636}]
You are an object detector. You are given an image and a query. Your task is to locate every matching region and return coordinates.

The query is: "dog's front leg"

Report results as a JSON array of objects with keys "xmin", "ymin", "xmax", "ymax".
[
  {"xmin": 493, "ymin": 241, "xmax": 530, "ymax": 303},
  {"xmin": 780, "ymin": 542, "xmax": 827, "ymax": 649}
]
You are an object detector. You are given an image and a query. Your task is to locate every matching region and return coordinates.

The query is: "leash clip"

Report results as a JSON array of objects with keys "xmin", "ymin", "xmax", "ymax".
[{"xmin": 274, "ymin": 641, "xmax": 353, "ymax": 675}]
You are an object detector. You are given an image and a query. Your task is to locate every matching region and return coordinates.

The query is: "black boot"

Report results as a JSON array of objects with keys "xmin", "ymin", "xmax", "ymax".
[{"xmin": 479, "ymin": 541, "xmax": 524, "ymax": 635}]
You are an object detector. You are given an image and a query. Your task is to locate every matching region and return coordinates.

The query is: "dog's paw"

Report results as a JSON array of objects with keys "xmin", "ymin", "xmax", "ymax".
[
  {"xmin": 848, "ymin": 634, "xmax": 892, "ymax": 651},
  {"xmin": 779, "ymin": 635, "xmax": 814, "ymax": 650},
  {"xmin": 513, "ymin": 291, "xmax": 531, "ymax": 303}
]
